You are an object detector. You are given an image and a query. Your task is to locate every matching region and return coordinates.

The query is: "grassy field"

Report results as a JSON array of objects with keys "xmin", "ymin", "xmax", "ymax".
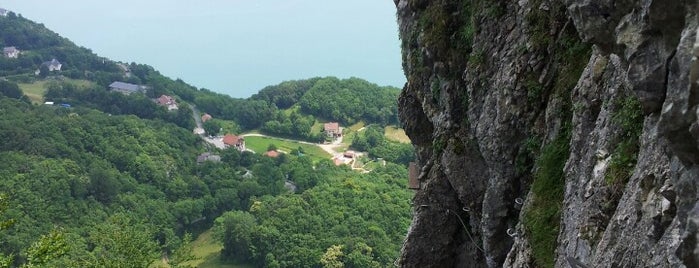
[
  {"xmin": 348, "ymin": 122, "xmax": 365, "ymax": 131},
  {"xmin": 384, "ymin": 126, "xmax": 411, "ymax": 143},
  {"xmin": 18, "ymin": 78, "xmax": 93, "ymax": 104},
  {"xmin": 153, "ymin": 230, "xmax": 251, "ymax": 268},
  {"xmin": 244, "ymin": 135, "xmax": 331, "ymax": 161}
]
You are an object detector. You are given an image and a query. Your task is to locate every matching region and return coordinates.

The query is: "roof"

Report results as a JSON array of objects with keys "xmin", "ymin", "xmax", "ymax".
[
  {"xmin": 324, "ymin": 122, "xmax": 340, "ymax": 132},
  {"xmin": 158, "ymin": 95, "xmax": 175, "ymax": 105},
  {"xmin": 201, "ymin": 113, "xmax": 212, "ymax": 122},
  {"xmin": 197, "ymin": 152, "xmax": 221, "ymax": 163},
  {"xmin": 264, "ymin": 150, "xmax": 280, "ymax": 158},
  {"xmin": 3, "ymin": 46, "xmax": 17, "ymax": 53},
  {"xmin": 109, "ymin": 81, "xmax": 141, "ymax": 92},
  {"xmin": 223, "ymin": 134, "xmax": 243, "ymax": 146},
  {"xmin": 40, "ymin": 58, "xmax": 61, "ymax": 67}
]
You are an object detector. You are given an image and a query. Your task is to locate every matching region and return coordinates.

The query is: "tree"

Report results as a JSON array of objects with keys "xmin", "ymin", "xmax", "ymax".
[
  {"xmin": 267, "ymin": 144, "xmax": 278, "ymax": 152},
  {"xmin": 203, "ymin": 119, "xmax": 222, "ymax": 136},
  {"xmin": 214, "ymin": 211, "xmax": 257, "ymax": 263},
  {"xmin": 0, "ymin": 80, "xmax": 28, "ymax": 102},
  {"xmin": 38, "ymin": 64, "xmax": 50, "ymax": 78},
  {"xmin": 320, "ymin": 245, "xmax": 345, "ymax": 268},
  {"xmin": 87, "ymin": 214, "xmax": 160, "ymax": 268}
]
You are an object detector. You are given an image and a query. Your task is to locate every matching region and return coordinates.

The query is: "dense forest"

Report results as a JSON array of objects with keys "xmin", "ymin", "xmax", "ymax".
[
  {"xmin": 0, "ymin": 96, "xmax": 412, "ymax": 267},
  {"xmin": 0, "ymin": 10, "xmax": 413, "ymax": 268}
]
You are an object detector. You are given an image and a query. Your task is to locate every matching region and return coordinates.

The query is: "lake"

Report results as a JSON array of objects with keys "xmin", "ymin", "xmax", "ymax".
[{"xmin": 2, "ymin": 0, "xmax": 405, "ymax": 98}]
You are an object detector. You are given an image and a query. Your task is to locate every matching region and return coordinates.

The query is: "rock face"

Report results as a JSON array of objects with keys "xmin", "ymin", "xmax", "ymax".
[{"xmin": 394, "ymin": 0, "xmax": 699, "ymax": 267}]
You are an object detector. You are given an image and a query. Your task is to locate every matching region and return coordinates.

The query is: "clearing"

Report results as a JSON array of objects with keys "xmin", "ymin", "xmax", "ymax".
[
  {"xmin": 384, "ymin": 126, "xmax": 411, "ymax": 143},
  {"xmin": 155, "ymin": 229, "xmax": 251, "ymax": 268},
  {"xmin": 242, "ymin": 135, "xmax": 331, "ymax": 161},
  {"xmin": 18, "ymin": 78, "xmax": 93, "ymax": 104}
]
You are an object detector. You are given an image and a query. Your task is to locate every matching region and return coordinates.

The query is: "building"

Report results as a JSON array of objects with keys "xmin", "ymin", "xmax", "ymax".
[
  {"xmin": 323, "ymin": 122, "xmax": 342, "ymax": 138},
  {"xmin": 35, "ymin": 59, "xmax": 62, "ymax": 75},
  {"xmin": 223, "ymin": 134, "xmax": 245, "ymax": 151},
  {"xmin": 343, "ymin": 150, "xmax": 356, "ymax": 158},
  {"xmin": 44, "ymin": 59, "xmax": 62, "ymax": 71},
  {"xmin": 109, "ymin": 81, "xmax": 146, "ymax": 95},
  {"xmin": 264, "ymin": 150, "xmax": 280, "ymax": 158},
  {"xmin": 197, "ymin": 152, "xmax": 221, "ymax": 164},
  {"xmin": 157, "ymin": 95, "xmax": 178, "ymax": 110},
  {"xmin": 201, "ymin": 113, "xmax": 212, "ymax": 123},
  {"xmin": 3, "ymin": 46, "xmax": 19, "ymax": 58}
]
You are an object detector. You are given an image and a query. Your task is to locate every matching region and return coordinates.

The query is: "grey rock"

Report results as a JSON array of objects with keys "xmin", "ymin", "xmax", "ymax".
[{"xmin": 395, "ymin": 0, "xmax": 699, "ymax": 267}]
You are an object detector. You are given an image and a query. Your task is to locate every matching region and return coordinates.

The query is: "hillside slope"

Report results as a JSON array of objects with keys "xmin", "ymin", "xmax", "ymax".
[{"xmin": 395, "ymin": 0, "xmax": 699, "ymax": 267}]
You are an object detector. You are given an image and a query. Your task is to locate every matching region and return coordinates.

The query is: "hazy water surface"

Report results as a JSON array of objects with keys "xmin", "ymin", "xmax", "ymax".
[{"xmin": 2, "ymin": 0, "xmax": 404, "ymax": 98}]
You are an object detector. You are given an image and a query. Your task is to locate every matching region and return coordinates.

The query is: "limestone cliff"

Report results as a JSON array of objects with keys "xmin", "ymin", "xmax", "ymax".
[{"xmin": 394, "ymin": 0, "xmax": 699, "ymax": 267}]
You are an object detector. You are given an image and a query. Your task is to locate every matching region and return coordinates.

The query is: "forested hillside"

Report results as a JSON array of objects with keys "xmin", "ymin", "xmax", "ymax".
[{"xmin": 0, "ymin": 10, "xmax": 412, "ymax": 268}]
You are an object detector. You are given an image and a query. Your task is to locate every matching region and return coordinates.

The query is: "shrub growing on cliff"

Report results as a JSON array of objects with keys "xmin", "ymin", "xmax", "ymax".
[
  {"xmin": 605, "ymin": 96, "xmax": 643, "ymax": 186},
  {"xmin": 523, "ymin": 134, "xmax": 569, "ymax": 268}
]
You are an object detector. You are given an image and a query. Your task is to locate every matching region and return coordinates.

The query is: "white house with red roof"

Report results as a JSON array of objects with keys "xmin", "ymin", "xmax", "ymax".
[
  {"xmin": 323, "ymin": 122, "xmax": 342, "ymax": 138},
  {"xmin": 157, "ymin": 95, "xmax": 178, "ymax": 110},
  {"xmin": 223, "ymin": 134, "xmax": 245, "ymax": 151}
]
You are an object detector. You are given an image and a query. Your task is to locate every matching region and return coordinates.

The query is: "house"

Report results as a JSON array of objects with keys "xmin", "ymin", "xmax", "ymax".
[
  {"xmin": 157, "ymin": 95, "xmax": 178, "ymax": 110},
  {"xmin": 201, "ymin": 113, "xmax": 212, "ymax": 123},
  {"xmin": 343, "ymin": 150, "xmax": 356, "ymax": 158},
  {"xmin": 264, "ymin": 150, "xmax": 280, "ymax": 158},
  {"xmin": 223, "ymin": 134, "xmax": 245, "ymax": 151},
  {"xmin": 3, "ymin": 46, "xmax": 19, "ymax": 58},
  {"xmin": 408, "ymin": 162, "xmax": 420, "ymax": 190},
  {"xmin": 44, "ymin": 59, "xmax": 62, "ymax": 71},
  {"xmin": 35, "ymin": 59, "xmax": 62, "ymax": 75},
  {"xmin": 109, "ymin": 81, "xmax": 146, "ymax": 95},
  {"xmin": 323, "ymin": 122, "xmax": 342, "ymax": 138},
  {"xmin": 0, "ymin": 8, "xmax": 9, "ymax": 17},
  {"xmin": 197, "ymin": 152, "xmax": 221, "ymax": 164}
]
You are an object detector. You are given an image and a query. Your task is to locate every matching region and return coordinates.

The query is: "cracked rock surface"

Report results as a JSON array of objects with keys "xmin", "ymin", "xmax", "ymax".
[{"xmin": 394, "ymin": 0, "xmax": 699, "ymax": 267}]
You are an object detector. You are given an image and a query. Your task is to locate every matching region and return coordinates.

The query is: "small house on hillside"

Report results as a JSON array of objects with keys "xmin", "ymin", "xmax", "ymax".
[
  {"xmin": 3, "ymin": 46, "xmax": 19, "ymax": 58},
  {"xmin": 201, "ymin": 113, "xmax": 212, "ymax": 123},
  {"xmin": 45, "ymin": 59, "xmax": 62, "ymax": 71},
  {"xmin": 109, "ymin": 81, "xmax": 146, "ymax": 95},
  {"xmin": 157, "ymin": 95, "xmax": 178, "ymax": 110},
  {"xmin": 197, "ymin": 152, "xmax": 221, "ymax": 164},
  {"xmin": 223, "ymin": 134, "xmax": 245, "ymax": 151},
  {"xmin": 35, "ymin": 59, "xmax": 62, "ymax": 75},
  {"xmin": 323, "ymin": 122, "xmax": 342, "ymax": 138},
  {"xmin": 0, "ymin": 8, "xmax": 9, "ymax": 17}
]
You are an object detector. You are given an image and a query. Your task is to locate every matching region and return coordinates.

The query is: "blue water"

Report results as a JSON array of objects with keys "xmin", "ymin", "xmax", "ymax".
[{"xmin": 3, "ymin": 0, "xmax": 405, "ymax": 98}]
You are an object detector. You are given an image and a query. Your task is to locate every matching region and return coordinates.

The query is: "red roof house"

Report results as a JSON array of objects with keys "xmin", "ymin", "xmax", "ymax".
[
  {"xmin": 324, "ymin": 122, "xmax": 341, "ymax": 138},
  {"xmin": 157, "ymin": 95, "xmax": 178, "ymax": 110},
  {"xmin": 201, "ymin": 113, "xmax": 212, "ymax": 122},
  {"xmin": 223, "ymin": 134, "xmax": 245, "ymax": 151}
]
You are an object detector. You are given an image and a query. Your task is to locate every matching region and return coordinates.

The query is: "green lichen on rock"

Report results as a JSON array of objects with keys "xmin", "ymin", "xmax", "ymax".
[
  {"xmin": 606, "ymin": 96, "xmax": 644, "ymax": 186},
  {"xmin": 523, "ymin": 132, "xmax": 569, "ymax": 268}
]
